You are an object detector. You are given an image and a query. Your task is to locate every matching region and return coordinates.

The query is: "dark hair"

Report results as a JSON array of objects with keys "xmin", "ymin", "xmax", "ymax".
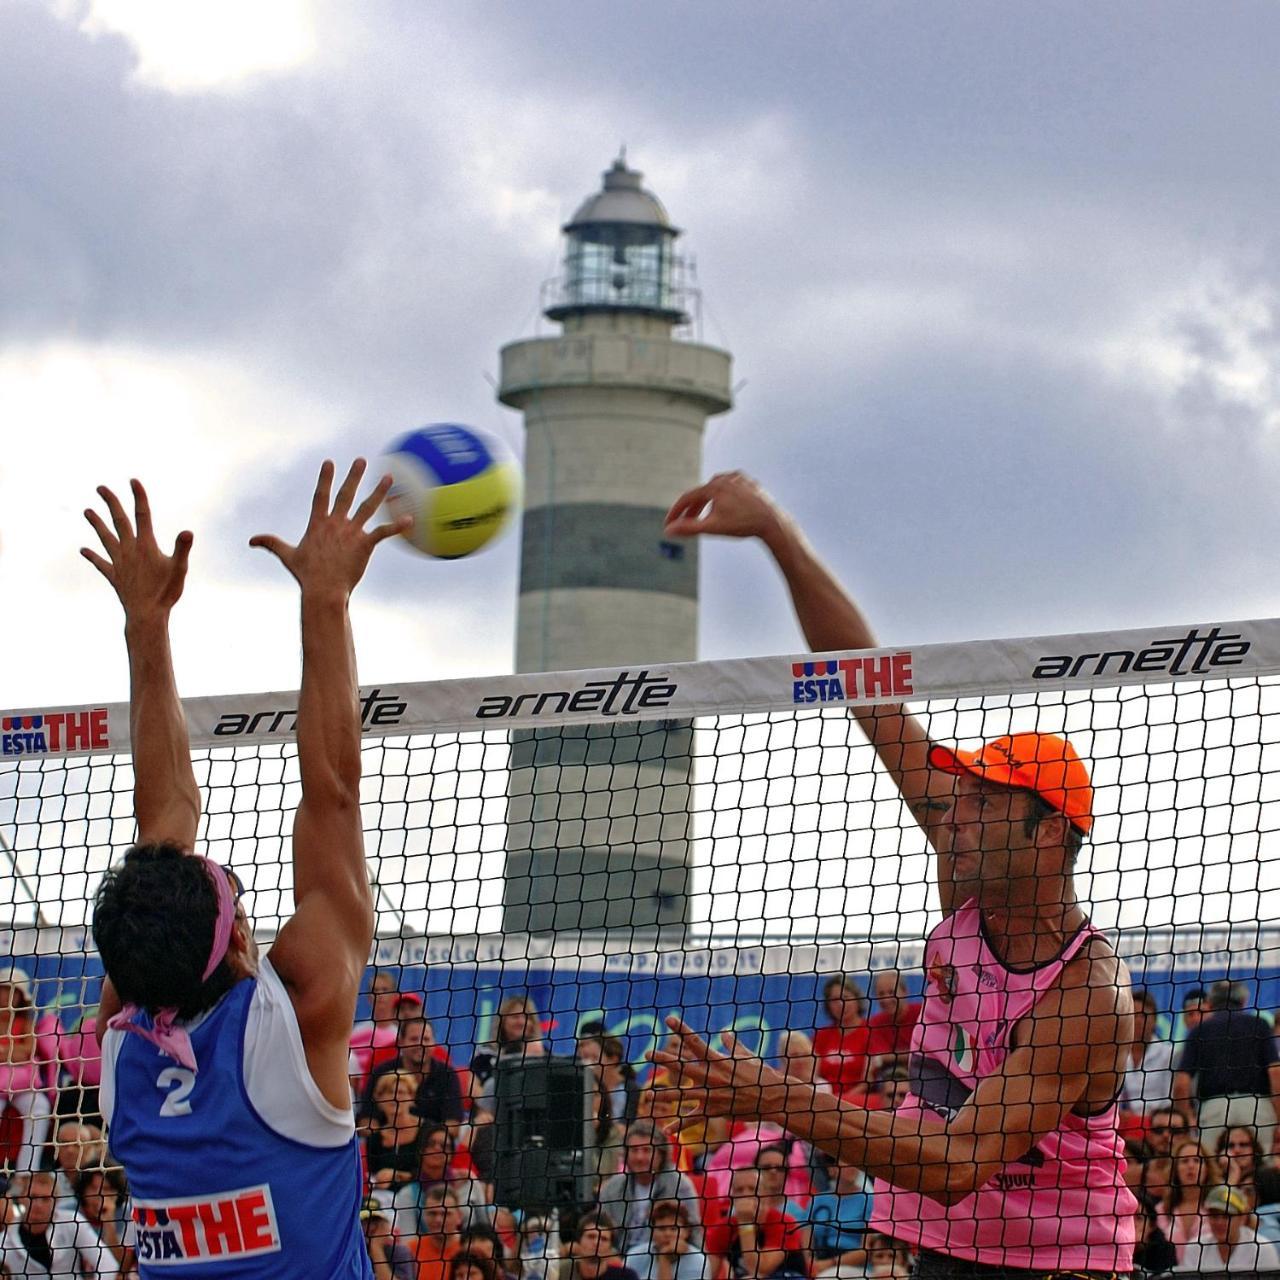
[
  {"xmin": 753, "ymin": 1142, "xmax": 789, "ymax": 1168},
  {"xmin": 1183, "ymin": 987, "xmax": 1207, "ymax": 1007},
  {"xmin": 1022, "ymin": 794, "xmax": 1086, "ymax": 865},
  {"xmin": 650, "ymin": 1199, "xmax": 691, "ymax": 1227},
  {"xmin": 822, "ymin": 975, "xmax": 864, "ymax": 1020},
  {"xmin": 92, "ymin": 844, "xmax": 238, "ymax": 1020},
  {"xmin": 1209, "ymin": 980, "xmax": 1249, "ymax": 1012},
  {"xmin": 1147, "ymin": 1107, "xmax": 1189, "ymax": 1141},
  {"xmin": 450, "ymin": 1252, "xmax": 499, "ymax": 1280},
  {"xmin": 1133, "ymin": 988, "xmax": 1157, "ymax": 1014},
  {"xmin": 1217, "ymin": 1125, "xmax": 1265, "ymax": 1170},
  {"xmin": 575, "ymin": 1210, "xmax": 616, "ymax": 1240},
  {"xmin": 598, "ymin": 1035, "xmax": 625, "ymax": 1063},
  {"xmin": 459, "ymin": 1223, "xmax": 504, "ymax": 1263}
]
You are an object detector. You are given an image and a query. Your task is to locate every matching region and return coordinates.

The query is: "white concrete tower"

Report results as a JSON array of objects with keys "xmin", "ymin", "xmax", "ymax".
[{"xmin": 498, "ymin": 155, "xmax": 733, "ymax": 935}]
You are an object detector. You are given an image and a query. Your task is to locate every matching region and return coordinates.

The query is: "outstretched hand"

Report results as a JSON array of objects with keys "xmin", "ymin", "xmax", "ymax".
[
  {"xmin": 664, "ymin": 471, "xmax": 787, "ymax": 542},
  {"xmin": 647, "ymin": 1015, "xmax": 790, "ymax": 1125},
  {"xmin": 250, "ymin": 459, "xmax": 410, "ymax": 595},
  {"xmin": 82, "ymin": 480, "xmax": 193, "ymax": 619}
]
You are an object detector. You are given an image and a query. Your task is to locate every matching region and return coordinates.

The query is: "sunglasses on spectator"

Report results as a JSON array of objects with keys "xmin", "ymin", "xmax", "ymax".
[{"xmin": 1151, "ymin": 1121, "xmax": 1187, "ymax": 1133}]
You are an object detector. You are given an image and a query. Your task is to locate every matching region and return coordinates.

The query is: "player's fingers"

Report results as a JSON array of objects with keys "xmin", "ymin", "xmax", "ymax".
[
  {"xmin": 663, "ymin": 515, "xmax": 710, "ymax": 537},
  {"xmin": 354, "ymin": 473, "xmax": 394, "ymax": 526},
  {"xmin": 721, "ymin": 1031, "xmax": 752, "ymax": 1059},
  {"xmin": 130, "ymin": 478, "xmax": 154, "ymax": 541},
  {"xmin": 97, "ymin": 485, "xmax": 135, "ymax": 542},
  {"xmin": 84, "ymin": 508, "xmax": 119, "ymax": 553},
  {"xmin": 310, "ymin": 460, "xmax": 336, "ymax": 520},
  {"xmin": 333, "ymin": 458, "xmax": 367, "ymax": 518},
  {"xmin": 664, "ymin": 484, "xmax": 713, "ymax": 524},
  {"xmin": 80, "ymin": 548, "xmax": 115, "ymax": 581},
  {"xmin": 663, "ymin": 1016, "xmax": 718, "ymax": 1062},
  {"xmin": 172, "ymin": 530, "xmax": 194, "ymax": 572},
  {"xmin": 370, "ymin": 514, "xmax": 413, "ymax": 545},
  {"xmin": 248, "ymin": 534, "xmax": 291, "ymax": 561}
]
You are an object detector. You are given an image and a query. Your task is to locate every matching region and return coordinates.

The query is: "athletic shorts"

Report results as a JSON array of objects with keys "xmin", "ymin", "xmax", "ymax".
[{"xmin": 908, "ymin": 1248, "xmax": 1129, "ymax": 1280}]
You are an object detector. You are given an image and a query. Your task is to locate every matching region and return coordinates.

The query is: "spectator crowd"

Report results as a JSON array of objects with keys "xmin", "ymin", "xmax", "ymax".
[{"xmin": 2, "ymin": 963, "xmax": 1280, "ymax": 1276}]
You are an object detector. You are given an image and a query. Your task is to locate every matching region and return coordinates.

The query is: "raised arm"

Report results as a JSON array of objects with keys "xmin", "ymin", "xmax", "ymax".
[
  {"xmin": 83, "ymin": 482, "xmax": 197, "ymax": 1040},
  {"xmin": 666, "ymin": 472, "xmax": 956, "ymax": 909},
  {"xmin": 252, "ymin": 460, "xmax": 408, "ymax": 1109},
  {"xmin": 82, "ymin": 481, "xmax": 199, "ymax": 850}
]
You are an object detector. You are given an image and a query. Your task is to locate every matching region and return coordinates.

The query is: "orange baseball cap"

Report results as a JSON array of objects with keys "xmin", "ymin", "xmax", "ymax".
[{"xmin": 927, "ymin": 732, "xmax": 1093, "ymax": 834}]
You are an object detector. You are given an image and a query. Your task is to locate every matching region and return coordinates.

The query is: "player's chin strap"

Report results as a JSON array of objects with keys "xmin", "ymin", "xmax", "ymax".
[{"xmin": 107, "ymin": 857, "xmax": 238, "ymax": 1073}]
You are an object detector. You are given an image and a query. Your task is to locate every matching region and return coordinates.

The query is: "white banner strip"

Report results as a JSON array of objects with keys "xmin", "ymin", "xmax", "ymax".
[{"xmin": 4, "ymin": 616, "xmax": 1280, "ymax": 760}]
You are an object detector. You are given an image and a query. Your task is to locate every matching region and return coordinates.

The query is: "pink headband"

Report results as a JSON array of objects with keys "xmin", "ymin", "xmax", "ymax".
[{"xmin": 107, "ymin": 857, "xmax": 240, "ymax": 1072}]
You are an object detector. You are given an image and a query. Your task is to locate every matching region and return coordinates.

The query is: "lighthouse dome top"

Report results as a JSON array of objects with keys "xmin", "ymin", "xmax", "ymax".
[{"xmin": 565, "ymin": 155, "xmax": 678, "ymax": 235}]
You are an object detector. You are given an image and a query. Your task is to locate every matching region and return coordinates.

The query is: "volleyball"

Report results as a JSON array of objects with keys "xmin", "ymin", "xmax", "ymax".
[{"xmin": 382, "ymin": 423, "xmax": 521, "ymax": 559}]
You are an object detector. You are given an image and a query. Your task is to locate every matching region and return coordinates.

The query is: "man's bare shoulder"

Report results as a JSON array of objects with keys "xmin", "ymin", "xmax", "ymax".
[{"xmin": 1043, "ymin": 932, "xmax": 1133, "ymax": 1031}]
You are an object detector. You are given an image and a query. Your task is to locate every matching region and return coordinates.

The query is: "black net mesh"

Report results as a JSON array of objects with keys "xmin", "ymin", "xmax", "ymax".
[{"xmin": 1, "ymin": 655, "xmax": 1278, "ymax": 1276}]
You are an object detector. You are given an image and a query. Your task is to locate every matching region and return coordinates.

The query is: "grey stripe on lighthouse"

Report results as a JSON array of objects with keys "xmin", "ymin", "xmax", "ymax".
[{"xmin": 519, "ymin": 503, "xmax": 698, "ymax": 599}]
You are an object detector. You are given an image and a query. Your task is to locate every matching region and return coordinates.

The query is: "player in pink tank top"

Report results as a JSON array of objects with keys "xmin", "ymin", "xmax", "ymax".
[{"xmin": 653, "ymin": 473, "xmax": 1140, "ymax": 1279}]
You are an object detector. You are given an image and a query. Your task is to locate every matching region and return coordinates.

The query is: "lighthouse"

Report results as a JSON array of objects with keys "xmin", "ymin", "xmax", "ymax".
[{"xmin": 497, "ymin": 155, "xmax": 733, "ymax": 935}]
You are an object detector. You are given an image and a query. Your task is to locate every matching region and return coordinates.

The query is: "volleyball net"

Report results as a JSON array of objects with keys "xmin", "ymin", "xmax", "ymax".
[{"xmin": 2, "ymin": 615, "xmax": 1280, "ymax": 1205}]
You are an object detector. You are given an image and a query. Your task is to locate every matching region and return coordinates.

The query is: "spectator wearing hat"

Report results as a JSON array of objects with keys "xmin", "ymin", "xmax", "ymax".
[
  {"xmin": 0, "ymin": 964, "xmax": 53, "ymax": 1174},
  {"xmin": 352, "ymin": 971, "xmax": 424, "ymax": 1089},
  {"xmin": 1174, "ymin": 1183, "xmax": 1280, "ymax": 1272},
  {"xmin": 361, "ymin": 1195, "xmax": 417, "ymax": 1280},
  {"xmin": 1173, "ymin": 978, "xmax": 1280, "ymax": 1154},
  {"xmin": 364, "ymin": 1015, "xmax": 464, "ymax": 1133}
]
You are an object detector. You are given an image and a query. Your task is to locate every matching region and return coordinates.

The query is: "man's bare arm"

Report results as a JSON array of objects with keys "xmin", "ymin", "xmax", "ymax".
[
  {"xmin": 254, "ymin": 460, "xmax": 407, "ymax": 1108},
  {"xmin": 666, "ymin": 472, "xmax": 955, "ymax": 909},
  {"xmin": 83, "ymin": 481, "xmax": 198, "ymax": 850},
  {"xmin": 653, "ymin": 950, "xmax": 1131, "ymax": 1205}
]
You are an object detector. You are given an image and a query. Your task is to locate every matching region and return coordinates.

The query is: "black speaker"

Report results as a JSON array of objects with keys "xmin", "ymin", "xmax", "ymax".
[{"xmin": 492, "ymin": 1055, "xmax": 595, "ymax": 1212}]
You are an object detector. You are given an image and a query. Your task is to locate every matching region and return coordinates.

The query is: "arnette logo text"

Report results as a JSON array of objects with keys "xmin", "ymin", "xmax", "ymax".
[
  {"xmin": 213, "ymin": 689, "xmax": 406, "ymax": 737},
  {"xmin": 1033, "ymin": 626, "xmax": 1251, "ymax": 681},
  {"xmin": 475, "ymin": 670, "xmax": 677, "ymax": 720}
]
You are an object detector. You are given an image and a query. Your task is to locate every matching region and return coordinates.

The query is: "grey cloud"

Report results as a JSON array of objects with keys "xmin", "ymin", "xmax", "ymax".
[{"xmin": 5, "ymin": 0, "xmax": 1280, "ymax": 674}]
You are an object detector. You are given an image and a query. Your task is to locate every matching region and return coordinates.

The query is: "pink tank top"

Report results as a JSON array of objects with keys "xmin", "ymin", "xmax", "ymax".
[{"xmin": 869, "ymin": 900, "xmax": 1137, "ymax": 1271}]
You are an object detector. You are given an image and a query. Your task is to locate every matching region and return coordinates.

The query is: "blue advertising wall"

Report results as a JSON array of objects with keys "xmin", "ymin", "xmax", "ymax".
[{"xmin": 12, "ymin": 942, "xmax": 1279, "ymax": 1073}]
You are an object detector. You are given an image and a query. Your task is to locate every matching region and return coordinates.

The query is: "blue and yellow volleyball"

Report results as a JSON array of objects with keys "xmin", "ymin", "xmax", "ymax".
[{"xmin": 382, "ymin": 424, "xmax": 521, "ymax": 559}]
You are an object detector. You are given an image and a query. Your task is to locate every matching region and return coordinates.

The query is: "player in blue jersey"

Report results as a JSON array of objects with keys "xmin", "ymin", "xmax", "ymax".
[{"xmin": 82, "ymin": 461, "xmax": 409, "ymax": 1278}]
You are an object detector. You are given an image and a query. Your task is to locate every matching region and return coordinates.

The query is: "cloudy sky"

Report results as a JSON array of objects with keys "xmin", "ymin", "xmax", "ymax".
[
  {"xmin": 4, "ymin": 0, "xmax": 1280, "ymax": 943},
  {"xmin": 4, "ymin": 0, "xmax": 1279, "ymax": 713}
]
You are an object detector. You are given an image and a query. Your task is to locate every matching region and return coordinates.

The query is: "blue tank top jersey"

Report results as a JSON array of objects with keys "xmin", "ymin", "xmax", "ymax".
[{"xmin": 106, "ymin": 976, "xmax": 372, "ymax": 1278}]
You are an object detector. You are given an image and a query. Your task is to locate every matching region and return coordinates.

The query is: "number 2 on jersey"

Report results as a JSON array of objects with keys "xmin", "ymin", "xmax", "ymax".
[{"xmin": 157, "ymin": 1066, "xmax": 196, "ymax": 1116}]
